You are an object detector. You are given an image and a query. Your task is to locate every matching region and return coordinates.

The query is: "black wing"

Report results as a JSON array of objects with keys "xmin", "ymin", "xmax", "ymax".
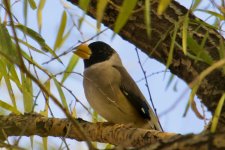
[{"xmin": 113, "ymin": 65, "xmax": 151, "ymax": 120}]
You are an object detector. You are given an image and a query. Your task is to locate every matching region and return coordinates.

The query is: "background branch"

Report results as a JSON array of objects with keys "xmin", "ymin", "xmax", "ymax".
[{"xmin": 67, "ymin": 0, "xmax": 225, "ymax": 129}]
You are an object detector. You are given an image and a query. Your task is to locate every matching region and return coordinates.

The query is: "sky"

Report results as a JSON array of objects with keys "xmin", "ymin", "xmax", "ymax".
[{"xmin": 0, "ymin": 0, "xmax": 216, "ymax": 149}]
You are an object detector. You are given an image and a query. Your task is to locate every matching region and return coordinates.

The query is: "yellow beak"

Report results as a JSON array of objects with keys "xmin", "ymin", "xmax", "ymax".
[{"xmin": 73, "ymin": 44, "xmax": 92, "ymax": 59}]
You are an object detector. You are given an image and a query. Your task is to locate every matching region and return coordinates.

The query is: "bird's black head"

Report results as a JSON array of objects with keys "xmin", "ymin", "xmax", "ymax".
[{"xmin": 84, "ymin": 41, "xmax": 115, "ymax": 68}]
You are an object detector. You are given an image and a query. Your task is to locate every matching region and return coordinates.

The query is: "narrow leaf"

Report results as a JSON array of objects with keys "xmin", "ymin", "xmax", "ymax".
[
  {"xmin": 15, "ymin": 24, "xmax": 51, "ymax": 52},
  {"xmin": 61, "ymin": 26, "xmax": 73, "ymax": 48},
  {"xmin": 114, "ymin": 0, "xmax": 138, "ymax": 34},
  {"xmin": 191, "ymin": 0, "xmax": 201, "ymax": 11},
  {"xmin": 0, "ymin": 60, "xmax": 17, "ymax": 108},
  {"xmin": 15, "ymin": 24, "xmax": 63, "ymax": 64},
  {"xmin": 28, "ymin": 0, "xmax": 37, "ymax": 9},
  {"xmin": 166, "ymin": 22, "xmax": 179, "ymax": 69},
  {"xmin": 40, "ymin": 80, "xmax": 50, "ymax": 123},
  {"xmin": 191, "ymin": 99, "xmax": 204, "ymax": 120},
  {"xmin": 16, "ymin": 38, "xmax": 47, "ymax": 55},
  {"xmin": 53, "ymin": 78, "xmax": 69, "ymax": 111},
  {"xmin": 97, "ymin": 0, "xmax": 108, "ymax": 29},
  {"xmin": 187, "ymin": 33, "xmax": 213, "ymax": 65},
  {"xmin": 61, "ymin": 54, "xmax": 79, "ymax": 83},
  {"xmin": 23, "ymin": 0, "xmax": 28, "ymax": 25},
  {"xmin": 42, "ymin": 137, "xmax": 48, "ymax": 150},
  {"xmin": 196, "ymin": 9, "xmax": 225, "ymax": 20},
  {"xmin": 7, "ymin": 63, "xmax": 21, "ymax": 90},
  {"xmin": 79, "ymin": 0, "xmax": 90, "ymax": 12},
  {"xmin": 96, "ymin": 0, "xmax": 108, "ymax": 29},
  {"xmin": 165, "ymin": 74, "xmax": 174, "ymax": 90},
  {"xmin": 144, "ymin": 0, "xmax": 151, "ymax": 37},
  {"xmin": 30, "ymin": 137, "xmax": 34, "ymax": 150},
  {"xmin": 21, "ymin": 72, "xmax": 33, "ymax": 112},
  {"xmin": 72, "ymin": 105, "xmax": 77, "ymax": 118},
  {"xmin": 4, "ymin": 76, "xmax": 17, "ymax": 108},
  {"xmin": 0, "ymin": 99, "xmax": 20, "ymax": 114},
  {"xmin": 219, "ymin": 38, "xmax": 225, "ymax": 59},
  {"xmin": 157, "ymin": 0, "xmax": 172, "ymax": 15},
  {"xmin": 53, "ymin": 11, "xmax": 67, "ymax": 51},
  {"xmin": 211, "ymin": 93, "xmax": 225, "ymax": 133},
  {"xmin": 182, "ymin": 14, "xmax": 189, "ymax": 55},
  {"xmin": 183, "ymin": 83, "xmax": 200, "ymax": 116},
  {"xmin": 0, "ymin": 24, "xmax": 19, "ymax": 64},
  {"xmin": 37, "ymin": 0, "xmax": 46, "ymax": 33},
  {"xmin": 219, "ymin": 38, "xmax": 225, "ymax": 74}
]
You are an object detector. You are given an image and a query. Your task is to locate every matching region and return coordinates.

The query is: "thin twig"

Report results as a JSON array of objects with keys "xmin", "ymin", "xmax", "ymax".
[
  {"xmin": 135, "ymin": 48, "xmax": 163, "ymax": 131},
  {"xmin": 136, "ymin": 70, "xmax": 170, "ymax": 83}
]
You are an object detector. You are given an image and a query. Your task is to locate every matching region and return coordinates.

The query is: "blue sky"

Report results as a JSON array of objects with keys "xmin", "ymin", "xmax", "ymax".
[{"xmin": 0, "ymin": 0, "xmax": 216, "ymax": 149}]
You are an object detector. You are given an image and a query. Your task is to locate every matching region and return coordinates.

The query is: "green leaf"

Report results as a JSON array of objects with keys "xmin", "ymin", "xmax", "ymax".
[
  {"xmin": 166, "ymin": 22, "xmax": 179, "ymax": 69},
  {"xmin": 219, "ymin": 39, "xmax": 225, "ymax": 59},
  {"xmin": 211, "ymin": 93, "xmax": 225, "ymax": 133},
  {"xmin": 61, "ymin": 26, "xmax": 73, "ymax": 48},
  {"xmin": 196, "ymin": 9, "xmax": 225, "ymax": 20},
  {"xmin": 40, "ymin": 80, "xmax": 50, "ymax": 116},
  {"xmin": 42, "ymin": 137, "xmax": 48, "ymax": 150},
  {"xmin": 183, "ymin": 83, "xmax": 200, "ymax": 117},
  {"xmin": 165, "ymin": 74, "xmax": 174, "ymax": 90},
  {"xmin": 173, "ymin": 80, "xmax": 178, "ymax": 92},
  {"xmin": 53, "ymin": 11, "xmax": 67, "ymax": 51},
  {"xmin": 53, "ymin": 78, "xmax": 69, "ymax": 111},
  {"xmin": 157, "ymin": 0, "xmax": 172, "ymax": 15},
  {"xmin": 15, "ymin": 24, "xmax": 63, "ymax": 64},
  {"xmin": 97, "ymin": 0, "xmax": 108, "ymax": 29},
  {"xmin": 61, "ymin": 54, "xmax": 79, "ymax": 83},
  {"xmin": 21, "ymin": 72, "xmax": 33, "ymax": 112},
  {"xmin": 191, "ymin": 18, "xmax": 219, "ymax": 30},
  {"xmin": 200, "ymin": 31, "xmax": 209, "ymax": 48},
  {"xmin": 191, "ymin": 0, "xmax": 201, "ymax": 11},
  {"xmin": 30, "ymin": 136, "xmax": 34, "ymax": 150},
  {"xmin": 28, "ymin": 0, "xmax": 37, "ymax": 9},
  {"xmin": 7, "ymin": 63, "xmax": 21, "ymax": 89},
  {"xmin": 182, "ymin": 13, "xmax": 189, "ymax": 55},
  {"xmin": 5, "ymin": 76, "xmax": 17, "ymax": 108},
  {"xmin": 187, "ymin": 33, "xmax": 213, "ymax": 65},
  {"xmin": 72, "ymin": 105, "xmax": 77, "ymax": 118},
  {"xmin": 79, "ymin": 0, "xmax": 90, "ymax": 12},
  {"xmin": 219, "ymin": 38, "xmax": 225, "ymax": 74},
  {"xmin": 15, "ymin": 24, "xmax": 51, "ymax": 52},
  {"xmin": 0, "ymin": 99, "xmax": 20, "ymax": 114},
  {"xmin": 23, "ymin": 0, "xmax": 28, "ymax": 25},
  {"xmin": 114, "ymin": 0, "xmax": 138, "ymax": 34},
  {"xmin": 144, "ymin": 0, "xmax": 151, "ymax": 37},
  {"xmin": 0, "ymin": 24, "xmax": 19, "ymax": 64},
  {"xmin": 16, "ymin": 38, "xmax": 47, "ymax": 55},
  {"xmin": 0, "ymin": 60, "xmax": 17, "ymax": 108},
  {"xmin": 37, "ymin": 0, "xmax": 46, "ymax": 33}
]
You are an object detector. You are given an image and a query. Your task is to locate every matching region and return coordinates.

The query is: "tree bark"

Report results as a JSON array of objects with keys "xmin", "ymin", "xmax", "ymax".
[
  {"xmin": 67, "ymin": 0, "xmax": 225, "ymax": 129},
  {"xmin": 1, "ymin": 114, "xmax": 225, "ymax": 149},
  {"xmin": 0, "ymin": 114, "xmax": 177, "ymax": 148}
]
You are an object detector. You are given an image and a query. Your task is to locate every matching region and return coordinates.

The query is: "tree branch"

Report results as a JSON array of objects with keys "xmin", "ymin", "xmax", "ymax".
[
  {"xmin": 0, "ymin": 114, "xmax": 225, "ymax": 149},
  {"xmin": 0, "ymin": 114, "xmax": 177, "ymax": 148},
  {"xmin": 66, "ymin": 0, "xmax": 225, "ymax": 128}
]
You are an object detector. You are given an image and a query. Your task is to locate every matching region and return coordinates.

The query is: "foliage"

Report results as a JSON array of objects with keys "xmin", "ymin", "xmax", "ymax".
[{"xmin": 0, "ymin": 0, "xmax": 224, "ymax": 149}]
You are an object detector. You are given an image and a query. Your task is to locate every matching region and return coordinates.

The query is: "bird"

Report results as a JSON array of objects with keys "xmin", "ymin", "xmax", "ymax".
[{"xmin": 74, "ymin": 41, "xmax": 162, "ymax": 131}]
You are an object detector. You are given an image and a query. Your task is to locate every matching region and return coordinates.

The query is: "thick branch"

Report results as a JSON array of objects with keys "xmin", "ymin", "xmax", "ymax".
[
  {"xmin": 0, "ymin": 114, "xmax": 177, "ymax": 148},
  {"xmin": 67, "ymin": 0, "xmax": 225, "ymax": 128},
  {"xmin": 0, "ymin": 114, "xmax": 225, "ymax": 149}
]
